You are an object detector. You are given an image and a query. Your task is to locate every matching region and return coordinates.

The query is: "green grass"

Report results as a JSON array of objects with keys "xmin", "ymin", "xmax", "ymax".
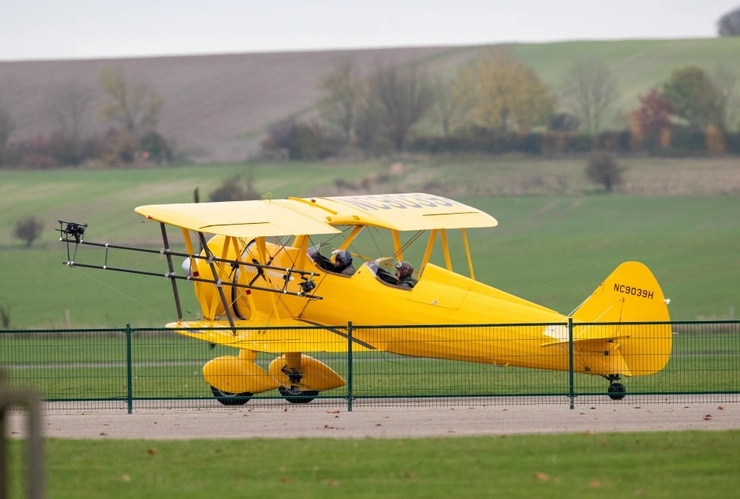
[
  {"xmin": 8, "ymin": 432, "xmax": 740, "ymax": 498},
  {"xmin": 474, "ymin": 195, "xmax": 740, "ymax": 319},
  {"xmin": 0, "ymin": 162, "xmax": 378, "ymax": 244}
]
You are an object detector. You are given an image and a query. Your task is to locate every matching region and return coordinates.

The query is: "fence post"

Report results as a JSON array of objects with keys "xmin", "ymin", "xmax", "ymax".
[
  {"xmin": 568, "ymin": 317, "xmax": 575, "ymax": 409},
  {"xmin": 0, "ymin": 369, "xmax": 44, "ymax": 499},
  {"xmin": 347, "ymin": 322, "xmax": 353, "ymax": 412},
  {"xmin": 125, "ymin": 324, "xmax": 133, "ymax": 414}
]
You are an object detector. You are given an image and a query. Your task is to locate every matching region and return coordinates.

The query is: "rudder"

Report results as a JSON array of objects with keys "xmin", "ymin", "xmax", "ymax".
[{"xmin": 570, "ymin": 261, "xmax": 672, "ymax": 376}]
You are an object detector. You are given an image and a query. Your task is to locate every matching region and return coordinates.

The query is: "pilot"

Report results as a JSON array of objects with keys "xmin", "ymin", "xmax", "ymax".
[
  {"xmin": 332, "ymin": 250, "xmax": 356, "ymax": 275},
  {"xmin": 307, "ymin": 245, "xmax": 333, "ymax": 270},
  {"xmin": 394, "ymin": 261, "xmax": 417, "ymax": 288}
]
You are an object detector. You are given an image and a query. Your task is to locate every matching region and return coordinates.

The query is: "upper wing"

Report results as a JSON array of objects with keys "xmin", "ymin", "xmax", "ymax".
[
  {"xmin": 300, "ymin": 193, "xmax": 498, "ymax": 230},
  {"xmin": 135, "ymin": 200, "xmax": 341, "ymax": 238},
  {"xmin": 168, "ymin": 318, "xmax": 377, "ymax": 353},
  {"xmin": 136, "ymin": 193, "xmax": 497, "ymax": 237}
]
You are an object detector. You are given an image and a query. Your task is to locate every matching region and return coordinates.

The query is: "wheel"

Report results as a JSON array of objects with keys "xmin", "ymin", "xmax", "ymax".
[
  {"xmin": 607, "ymin": 382, "xmax": 626, "ymax": 400},
  {"xmin": 278, "ymin": 385, "xmax": 319, "ymax": 404},
  {"xmin": 210, "ymin": 385, "xmax": 252, "ymax": 406}
]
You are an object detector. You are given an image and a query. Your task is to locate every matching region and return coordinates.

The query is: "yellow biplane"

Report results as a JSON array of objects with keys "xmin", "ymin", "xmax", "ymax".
[{"xmin": 59, "ymin": 193, "xmax": 671, "ymax": 404}]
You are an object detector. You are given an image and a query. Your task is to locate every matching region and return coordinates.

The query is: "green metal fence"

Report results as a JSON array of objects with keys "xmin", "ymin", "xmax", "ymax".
[{"xmin": 1, "ymin": 321, "xmax": 738, "ymax": 412}]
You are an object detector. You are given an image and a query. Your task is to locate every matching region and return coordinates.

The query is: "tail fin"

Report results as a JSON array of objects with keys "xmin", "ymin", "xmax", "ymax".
[{"xmin": 569, "ymin": 261, "xmax": 672, "ymax": 376}]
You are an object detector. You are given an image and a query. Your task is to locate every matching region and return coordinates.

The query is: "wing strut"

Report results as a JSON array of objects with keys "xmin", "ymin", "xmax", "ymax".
[
  {"xmin": 159, "ymin": 223, "xmax": 183, "ymax": 322},
  {"xmin": 197, "ymin": 232, "xmax": 237, "ymax": 332}
]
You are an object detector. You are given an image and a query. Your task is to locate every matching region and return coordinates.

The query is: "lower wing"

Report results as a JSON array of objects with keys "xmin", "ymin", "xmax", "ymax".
[{"xmin": 167, "ymin": 318, "xmax": 377, "ymax": 353}]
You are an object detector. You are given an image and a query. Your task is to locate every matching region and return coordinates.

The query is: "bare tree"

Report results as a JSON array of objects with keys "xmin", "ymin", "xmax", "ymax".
[
  {"xmin": 561, "ymin": 59, "xmax": 619, "ymax": 136},
  {"xmin": 99, "ymin": 67, "xmax": 163, "ymax": 135},
  {"xmin": 0, "ymin": 100, "xmax": 14, "ymax": 166},
  {"xmin": 717, "ymin": 6, "xmax": 740, "ymax": 36},
  {"xmin": 429, "ymin": 76, "xmax": 470, "ymax": 139},
  {"xmin": 48, "ymin": 83, "xmax": 93, "ymax": 164},
  {"xmin": 318, "ymin": 58, "xmax": 361, "ymax": 146},
  {"xmin": 710, "ymin": 66, "xmax": 740, "ymax": 131},
  {"xmin": 358, "ymin": 62, "xmax": 435, "ymax": 153}
]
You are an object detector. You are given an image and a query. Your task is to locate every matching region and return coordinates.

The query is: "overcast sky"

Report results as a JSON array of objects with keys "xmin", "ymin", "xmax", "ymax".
[{"xmin": 2, "ymin": 0, "xmax": 738, "ymax": 61}]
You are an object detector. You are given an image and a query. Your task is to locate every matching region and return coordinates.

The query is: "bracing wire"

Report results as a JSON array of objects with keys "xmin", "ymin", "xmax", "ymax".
[{"xmin": 70, "ymin": 267, "xmax": 177, "ymax": 321}]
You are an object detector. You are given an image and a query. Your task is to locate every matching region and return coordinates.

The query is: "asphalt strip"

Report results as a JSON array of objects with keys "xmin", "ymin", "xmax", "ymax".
[{"xmin": 8, "ymin": 400, "xmax": 739, "ymax": 440}]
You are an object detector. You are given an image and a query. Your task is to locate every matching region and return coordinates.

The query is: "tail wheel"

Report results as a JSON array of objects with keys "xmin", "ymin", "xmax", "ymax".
[
  {"xmin": 210, "ymin": 385, "xmax": 252, "ymax": 406},
  {"xmin": 607, "ymin": 382, "xmax": 626, "ymax": 400},
  {"xmin": 278, "ymin": 385, "xmax": 319, "ymax": 404}
]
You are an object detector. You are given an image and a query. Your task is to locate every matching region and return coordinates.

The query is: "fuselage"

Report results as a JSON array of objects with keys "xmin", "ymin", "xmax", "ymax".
[
  {"xmin": 196, "ymin": 240, "xmax": 573, "ymax": 372},
  {"xmin": 190, "ymin": 235, "xmax": 671, "ymax": 379}
]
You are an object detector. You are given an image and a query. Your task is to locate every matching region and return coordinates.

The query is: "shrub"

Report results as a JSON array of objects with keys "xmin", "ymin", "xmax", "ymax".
[
  {"xmin": 585, "ymin": 152, "xmax": 624, "ymax": 193},
  {"xmin": 14, "ymin": 217, "xmax": 44, "ymax": 247}
]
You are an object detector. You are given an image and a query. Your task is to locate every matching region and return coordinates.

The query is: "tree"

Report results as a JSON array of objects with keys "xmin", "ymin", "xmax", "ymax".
[
  {"xmin": 429, "ymin": 76, "xmax": 470, "ymax": 139},
  {"xmin": 318, "ymin": 58, "xmax": 361, "ymax": 147},
  {"xmin": 662, "ymin": 66, "xmax": 723, "ymax": 129},
  {"xmin": 585, "ymin": 152, "xmax": 624, "ymax": 193},
  {"xmin": 561, "ymin": 59, "xmax": 619, "ymax": 135},
  {"xmin": 353, "ymin": 99, "xmax": 387, "ymax": 156},
  {"xmin": 140, "ymin": 131, "xmax": 171, "ymax": 164},
  {"xmin": 48, "ymin": 83, "xmax": 92, "ymax": 165},
  {"xmin": 0, "ymin": 100, "xmax": 14, "ymax": 166},
  {"xmin": 99, "ymin": 67, "xmax": 163, "ymax": 135},
  {"xmin": 262, "ymin": 117, "xmax": 326, "ymax": 160},
  {"xmin": 548, "ymin": 112, "xmax": 580, "ymax": 132},
  {"xmin": 632, "ymin": 87, "xmax": 673, "ymax": 150},
  {"xmin": 14, "ymin": 217, "xmax": 44, "ymax": 247},
  {"xmin": 454, "ymin": 49, "xmax": 554, "ymax": 133},
  {"xmin": 100, "ymin": 128, "xmax": 139, "ymax": 166},
  {"xmin": 710, "ymin": 66, "xmax": 740, "ymax": 131},
  {"xmin": 357, "ymin": 62, "xmax": 435, "ymax": 153},
  {"xmin": 635, "ymin": 88, "xmax": 673, "ymax": 133},
  {"xmin": 717, "ymin": 6, "xmax": 740, "ymax": 36}
]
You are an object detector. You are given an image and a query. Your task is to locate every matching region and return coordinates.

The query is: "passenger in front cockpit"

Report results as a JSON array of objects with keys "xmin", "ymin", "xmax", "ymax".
[{"xmin": 332, "ymin": 250, "xmax": 356, "ymax": 275}]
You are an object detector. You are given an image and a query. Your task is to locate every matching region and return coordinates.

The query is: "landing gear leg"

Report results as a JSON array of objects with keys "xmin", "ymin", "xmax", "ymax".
[
  {"xmin": 279, "ymin": 364, "xmax": 318, "ymax": 404},
  {"xmin": 277, "ymin": 352, "xmax": 319, "ymax": 404},
  {"xmin": 605, "ymin": 374, "xmax": 626, "ymax": 400}
]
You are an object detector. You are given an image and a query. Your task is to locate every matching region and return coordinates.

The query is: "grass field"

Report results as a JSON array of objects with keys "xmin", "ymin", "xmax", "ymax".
[
  {"xmin": 8, "ymin": 431, "xmax": 740, "ymax": 498},
  {"xmin": 1, "ymin": 158, "xmax": 739, "ymax": 328}
]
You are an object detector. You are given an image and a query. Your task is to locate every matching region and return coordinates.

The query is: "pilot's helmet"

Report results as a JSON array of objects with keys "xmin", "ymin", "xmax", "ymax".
[
  {"xmin": 395, "ymin": 260, "xmax": 414, "ymax": 278},
  {"xmin": 335, "ymin": 250, "xmax": 352, "ymax": 267}
]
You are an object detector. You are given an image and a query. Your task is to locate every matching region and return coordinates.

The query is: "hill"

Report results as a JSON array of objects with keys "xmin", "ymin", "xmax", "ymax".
[
  {"xmin": 1, "ymin": 38, "xmax": 739, "ymax": 162},
  {"xmin": 0, "ymin": 46, "xmax": 475, "ymax": 163}
]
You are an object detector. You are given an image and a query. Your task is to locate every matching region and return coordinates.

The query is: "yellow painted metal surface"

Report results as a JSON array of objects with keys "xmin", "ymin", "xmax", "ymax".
[
  {"xmin": 202, "ymin": 355, "xmax": 278, "ymax": 394},
  {"xmin": 268, "ymin": 354, "xmax": 346, "ymax": 392},
  {"xmin": 136, "ymin": 193, "xmax": 497, "ymax": 237}
]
